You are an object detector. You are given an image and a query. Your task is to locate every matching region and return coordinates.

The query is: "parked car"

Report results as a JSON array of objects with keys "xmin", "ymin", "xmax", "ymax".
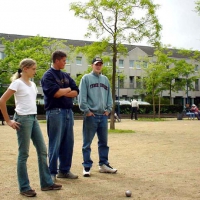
[
  {"xmin": 115, "ymin": 100, "xmax": 131, "ymax": 105},
  {"xmin": 137, "ymin": 101, "xmax": 150, "ymax": 105}
]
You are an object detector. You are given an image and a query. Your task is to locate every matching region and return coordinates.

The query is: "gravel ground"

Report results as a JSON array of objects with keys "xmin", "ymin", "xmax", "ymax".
[{"xmin": 0, "ymin": 118, "xmax": 200, "ymax": 200}]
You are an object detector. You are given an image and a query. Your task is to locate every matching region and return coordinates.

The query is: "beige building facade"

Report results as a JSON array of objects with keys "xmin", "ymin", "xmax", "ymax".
[{"xmin": 0, "ymin": 33, "xmax": 200, "ymax": 106}]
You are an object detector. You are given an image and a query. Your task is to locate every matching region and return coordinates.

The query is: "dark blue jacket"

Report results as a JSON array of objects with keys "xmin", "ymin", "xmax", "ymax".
[{"xmin": 41, "ymin": 68, "xmax": 79, "ymax": 110}]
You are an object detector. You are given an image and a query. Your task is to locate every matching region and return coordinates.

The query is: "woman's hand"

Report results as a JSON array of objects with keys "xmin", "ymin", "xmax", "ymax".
[{"xmin": 7, "ymin": 120, "xmax": 21, "ymax": 130}]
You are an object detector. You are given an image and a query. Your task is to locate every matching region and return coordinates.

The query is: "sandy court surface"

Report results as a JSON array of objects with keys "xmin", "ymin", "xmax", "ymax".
[{"xmin": 0, "ymin": 118, "xmax": 200, "ymax": 199}]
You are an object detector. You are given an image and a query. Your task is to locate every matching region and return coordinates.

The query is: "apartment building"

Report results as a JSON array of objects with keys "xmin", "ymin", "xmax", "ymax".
[{"xmin": 0, "ymin": 33, "xmax": 200, "ymax": 106}]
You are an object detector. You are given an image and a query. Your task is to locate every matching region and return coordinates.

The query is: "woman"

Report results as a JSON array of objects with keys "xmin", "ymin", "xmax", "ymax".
[
  {"xmin": 190, "ymin": 104, "xmax": 200, "ymax": 120},
  {"xmin": 0, "ymin": 58, "xmax": 62, "ymax": 197}
]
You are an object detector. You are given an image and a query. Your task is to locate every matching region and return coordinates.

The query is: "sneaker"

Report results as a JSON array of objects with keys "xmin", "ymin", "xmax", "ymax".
[
  {"xmin": 57, "ymin": 171, "xmax": 78, "ymax": 179},
  {"xmin": 41, "ymin": 183, "xmax": 62, "ymax": 191},
  {"xmin": 99, "ymin": 164, "xmax": 117, "ymax": 173},
  {"xmin": 20, "ymin": 189, "xmax": 37, "ymax": 197},
  {"xmin": 51, "ymin": 175, "xmax": 56, "ymax": 183},
  {"xmin": 83, "ymin": 167, "xmax": 91, "ymax": 177}
]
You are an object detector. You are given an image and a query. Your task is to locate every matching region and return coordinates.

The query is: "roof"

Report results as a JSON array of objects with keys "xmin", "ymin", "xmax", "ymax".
[{"xmin": 0, "ymin": 33, "xmax": 198, "ymax": 59}]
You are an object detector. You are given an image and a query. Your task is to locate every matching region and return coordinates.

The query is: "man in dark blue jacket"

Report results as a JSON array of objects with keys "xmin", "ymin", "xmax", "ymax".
[{"xmin": 41, "ymin": 50, "xmax": 79, "ymax": 182}]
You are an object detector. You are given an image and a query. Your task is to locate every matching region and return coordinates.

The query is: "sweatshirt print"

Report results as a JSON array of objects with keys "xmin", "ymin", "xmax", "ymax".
[{"xmin": 78, "ymin": 72, "xmax": 113, "ymax": 115}]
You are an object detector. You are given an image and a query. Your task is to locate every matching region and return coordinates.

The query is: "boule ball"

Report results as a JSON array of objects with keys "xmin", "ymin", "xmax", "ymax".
[{"xmin": 125, "ymin": 190, "xmax": 132, "ymax": 197}]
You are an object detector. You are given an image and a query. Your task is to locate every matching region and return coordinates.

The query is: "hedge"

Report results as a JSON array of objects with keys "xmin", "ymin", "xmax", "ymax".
[{"xmin": 6, "ymin": 104, "xmax": 184, "ymax": 116}]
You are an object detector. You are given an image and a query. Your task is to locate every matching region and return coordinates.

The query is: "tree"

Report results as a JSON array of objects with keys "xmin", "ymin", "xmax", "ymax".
[
  {"xmin": 195, "ymin": 0, "xmax": 200, "ymax": 14},
  {"xmin": 0, "ymin": 36, "xmax": 67, "ymax": 85},
  {"xmin": 141, "ymin": 47, "xmax": 199, "ymax": 117},
  {"xmin": 70, "ymin": 0, "xmax": 161, "ymax": 129},
  {"xmin": 143, "ymin": 61, "xmax": 165, "ymax": 117}
]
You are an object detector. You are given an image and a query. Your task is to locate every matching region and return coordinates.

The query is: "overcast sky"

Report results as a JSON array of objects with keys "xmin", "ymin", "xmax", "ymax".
[{"xmin": 1, "ymin": 0, "xmax": 200, "ymax": 50}]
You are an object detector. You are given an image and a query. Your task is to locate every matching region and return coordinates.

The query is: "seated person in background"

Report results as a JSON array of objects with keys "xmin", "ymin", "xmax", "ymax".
[
  {"xmin": 190, "ymin": 104, "xmax": 200, "ymax": 119},
  {"xmin": 184, "ymin": 104, "xmax": 190, "ymax": 113},
  {"xmin": 185, "ymin": 104, "xmax": 194, "ymax": 119}
]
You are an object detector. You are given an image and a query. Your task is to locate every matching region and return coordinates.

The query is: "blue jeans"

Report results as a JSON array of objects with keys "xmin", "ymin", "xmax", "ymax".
[
  {"xmin": 14, "ymin": 113, "xmax": 53, "ymax": 192},
  {"xmin": 46, "ymin": 108, "xmax": 74, "ymax": 175},
  {"xmin": 82, "ymin": 114, "xmax": 109, "ymax": 168}
]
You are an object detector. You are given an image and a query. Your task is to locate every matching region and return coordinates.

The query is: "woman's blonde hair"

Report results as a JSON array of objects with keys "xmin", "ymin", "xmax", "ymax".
[{"xmin": 10, "ymin": 58, "xmax": 37, "ymax": 82}]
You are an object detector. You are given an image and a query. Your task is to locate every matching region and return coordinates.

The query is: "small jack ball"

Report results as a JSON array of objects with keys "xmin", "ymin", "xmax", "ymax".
[{"xmin": 125, "ymin": 190, "xmax": 132, "ymax": 197}]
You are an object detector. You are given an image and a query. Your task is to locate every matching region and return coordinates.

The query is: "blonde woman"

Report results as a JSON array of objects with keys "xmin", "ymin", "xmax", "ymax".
[{"xmin": 0, "ymin": 59, "xmax": 62, "ymax": 197}]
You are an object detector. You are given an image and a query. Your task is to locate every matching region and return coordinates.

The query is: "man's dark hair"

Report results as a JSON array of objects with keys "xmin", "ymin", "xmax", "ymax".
[{"xmin": 52, "ymin": 50, "xmax": 67, "ymax": 63}]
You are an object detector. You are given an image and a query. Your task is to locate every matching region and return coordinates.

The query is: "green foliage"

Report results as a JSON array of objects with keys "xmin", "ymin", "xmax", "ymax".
[
  {"xmin": 70, "ymin": 0, "xmax": 161, "ymax": 45},
  {"xmin": 75, "ymin": 40, "xmax": 112, "ymax": 63},
  {"xmin": 117, "ymin": 104, "xmax": 131, "ymax": 114},
  {"xmin": 5, "ymin": 104, "xmax": 184, "ymax": 117},
  {"xmin": 144, "ymin": 95, "xmax": 170, "ymax": 105},
  {"xmin": 71, "ymin": 104, "xmax": 183, "ymax": 115},
  {"xmin": 195, "ymin": 0, "xmax": 200, "ymax": 15},
  {"xmin": 108, "ymin": 129, "xmax": 135, "ymax": 133},
  {"xmin": 0, "ymin": 36, "xmax": 67, "ymax": 85},
  {"xmin": 138, "ymin": 104, "xmax": 183, "ymax": 114},
  {"xmin": 139, "ymin": 46, "xmax": 199, "ymax": 116}
]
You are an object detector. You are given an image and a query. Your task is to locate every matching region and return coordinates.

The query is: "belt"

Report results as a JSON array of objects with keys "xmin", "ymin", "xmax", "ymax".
[{"xmin": 16, "ymin": 113, "xmax": 36, "ymax": 117}]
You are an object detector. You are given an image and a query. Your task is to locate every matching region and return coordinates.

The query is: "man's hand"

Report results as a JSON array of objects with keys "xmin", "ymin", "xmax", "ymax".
[
  {"xmin": 103, "ymin": 111, "xmax": 109, "ymax": 116},
  {"xmin": 86, "ymin": 112, "xmax": 95, "ymax": 117},
  {"xmin": 66, "ymin": 87, "xmax": 71, "ymax": 93}
]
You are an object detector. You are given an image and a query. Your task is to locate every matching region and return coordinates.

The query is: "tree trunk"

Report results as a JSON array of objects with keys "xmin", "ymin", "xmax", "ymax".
[
  {"xmin": 110, "ymin": 43, "xmax": 117, "ymax": 129},
  {"xmin": 158, "ymin": 94, "xmax": 161, "ymax": 118}
]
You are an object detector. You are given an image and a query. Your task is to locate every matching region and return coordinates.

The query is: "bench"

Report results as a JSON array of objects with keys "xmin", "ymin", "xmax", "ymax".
[
  {"xmin": 177, "ymin": 111, "xmax": 199, "ymax": 120},
  {"xmin": 186, "ymin": 112, "xmax": 196, "ymax": 119}
]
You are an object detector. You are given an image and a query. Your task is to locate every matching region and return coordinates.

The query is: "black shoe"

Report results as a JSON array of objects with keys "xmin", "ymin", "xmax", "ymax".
[
  {"xmin": 20, "ymin": 189, "xmax": 37, "ymax": 197},
  {"xmin": 41, "ymin": 183, "xmax": 62, "ymax": 191}
]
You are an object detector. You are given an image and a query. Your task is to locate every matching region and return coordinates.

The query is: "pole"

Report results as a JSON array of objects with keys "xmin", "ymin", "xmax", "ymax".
[
  {"xmin": 118, "ymin": 74, "xmax": 120, "ymax": 117},
  {"xmin": 186, "ymin": 78, "xmax": 188, "ymax": 104}
]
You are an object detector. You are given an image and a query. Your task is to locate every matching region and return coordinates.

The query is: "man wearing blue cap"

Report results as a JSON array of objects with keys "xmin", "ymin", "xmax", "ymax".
[{"xmin": 78, "ymin": 57, "xmax": 117, "ymax": 177}]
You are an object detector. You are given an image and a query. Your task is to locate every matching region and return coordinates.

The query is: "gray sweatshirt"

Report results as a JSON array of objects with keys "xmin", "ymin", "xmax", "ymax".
[{"xmin": 78, "ymin": 71, "xmax": 113, "ymax": 115}]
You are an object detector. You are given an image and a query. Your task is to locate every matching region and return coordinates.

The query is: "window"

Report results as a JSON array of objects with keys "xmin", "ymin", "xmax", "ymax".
[
  {"xmin": 136, "ymin": 61, "xmax": 141, "ymax": 69},
  {"xmin": 104, "ymin": 62, "xmax": 110, "ymax": 66},
  {"xmin": 119, "ymin": 59, "xmax": 124, "ymax": 68},
  {"xmin": 0, "ymin": 52, "xmax": 5, "ymax": 59},
  {"xmin": 195, "ymin": 79, "xmax": 199, "ymax": 91},
  {"xmin": 119, "ymin": 79, "xmax": 124, "ymax": 88},
  {"xmin": 136, "ymin": 76, "xmax": 141, "ymax": 88},
  {"xmin": 129, "ymin": 60, "xmax": 134, "ymax": 68},
  {"xmin": 195, "ymin": 64, "xmax": 199, "ymax": 72},
  {"xmin": 129, "ymin": 76, "xmax": 134, "ymax": 88},
  {"xmin": 66, "ymin": 58, "xmax": 70, "ymax": 65},
  {"xmin": 143, "ymin": 61, "xmax": 148, "ymax": 68},
  {"xmin": 76, "ymin": 56, "xmax": 82, "ymax": 65},
  {"xmin": 175, "ymin": 78, "xmax": 182, "ymax": 90}
]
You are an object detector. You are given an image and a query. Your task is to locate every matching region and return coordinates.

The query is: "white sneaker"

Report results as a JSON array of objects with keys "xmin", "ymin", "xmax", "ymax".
[
  {"xmin": 99, "ymin": 164, "xmax": 117, "ymax": 173},
  {"xmin": 83, "ymin": 167, "xmax": 91, "ymax": 177}
]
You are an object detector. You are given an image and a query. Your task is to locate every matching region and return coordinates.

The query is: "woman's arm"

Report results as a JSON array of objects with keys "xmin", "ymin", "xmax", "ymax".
[{"xmin": 0, "ymin": 89, "xmax": 20, "ymax": 129}]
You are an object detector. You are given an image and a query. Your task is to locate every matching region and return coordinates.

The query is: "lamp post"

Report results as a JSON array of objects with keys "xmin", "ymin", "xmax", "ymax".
[
  {"xmin": 186, "ymin": 74, "xmax": 189, "ymax": 104},
  {"xmin": 117, "ymin": 74, "xmax": 120, "ymax": 117}
]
